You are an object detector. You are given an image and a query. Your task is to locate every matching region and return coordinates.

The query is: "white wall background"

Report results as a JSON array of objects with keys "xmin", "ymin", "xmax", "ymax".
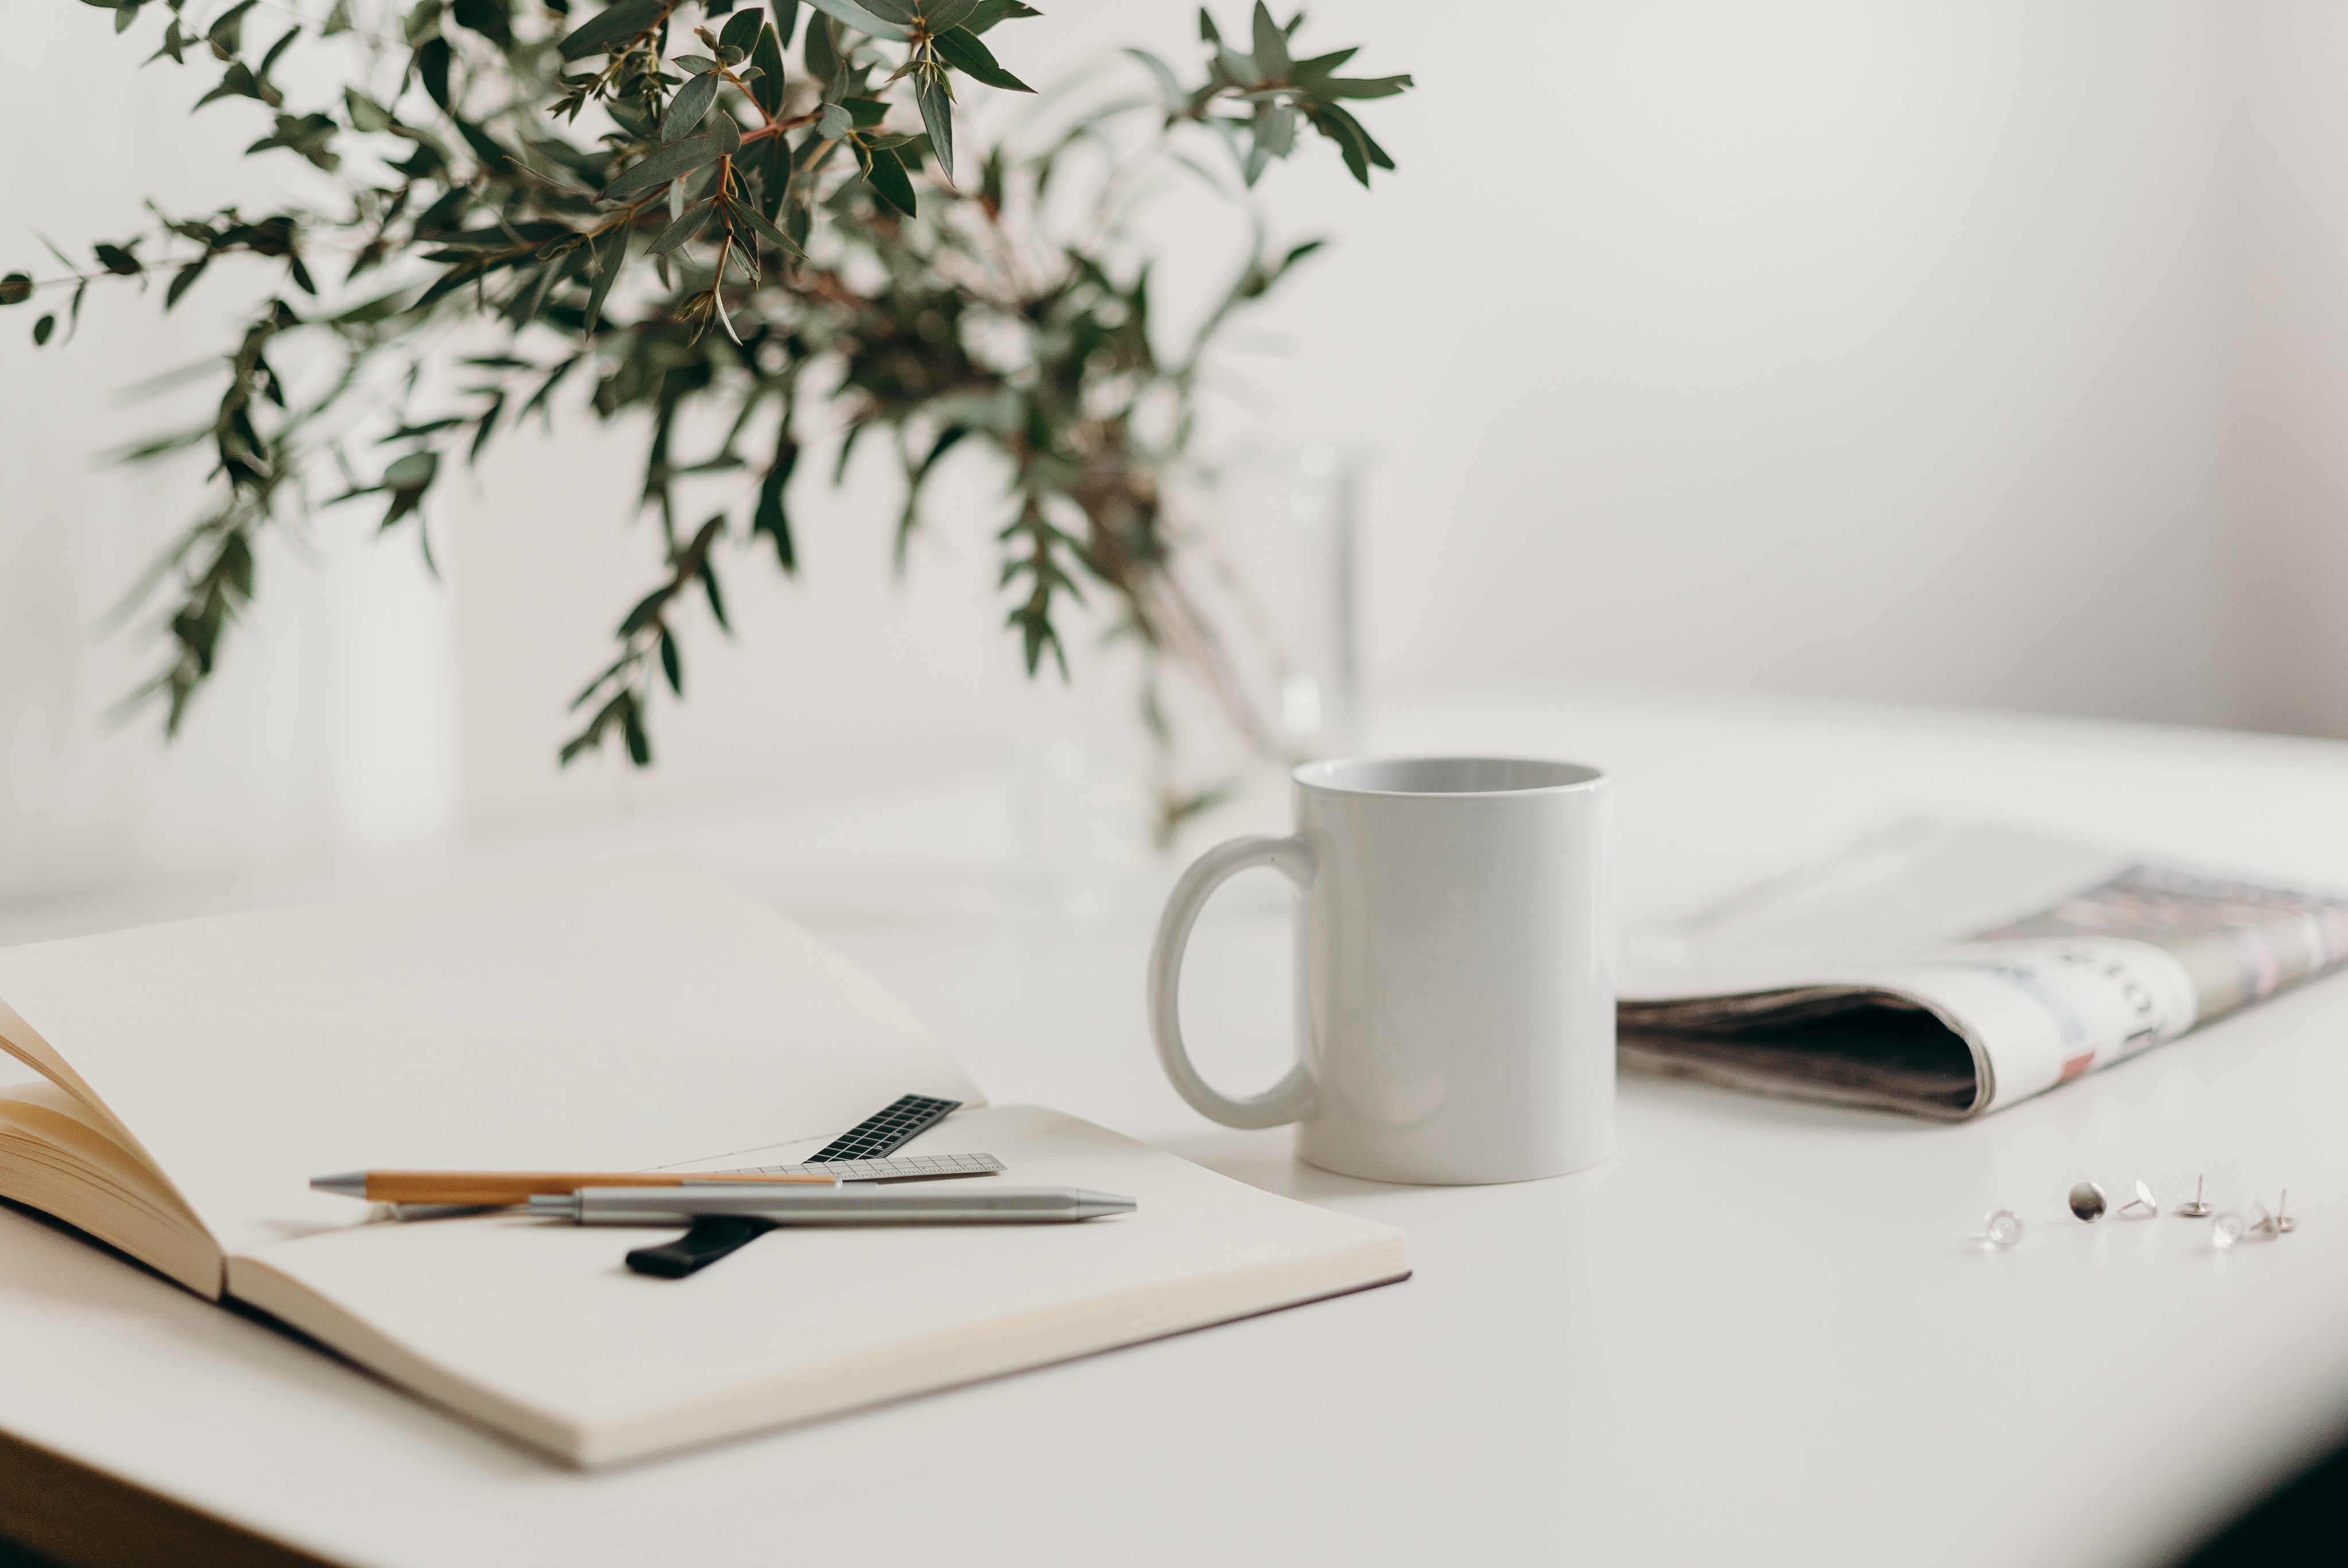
[{"xmin": 5, "ymin": 0, "xmax": 2347, "ymax": 905}]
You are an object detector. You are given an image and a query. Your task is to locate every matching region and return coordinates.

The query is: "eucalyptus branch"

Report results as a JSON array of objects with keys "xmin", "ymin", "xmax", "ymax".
[{"xmin": 11, "ymin": 0, "xmax": 1411, "ymax": 784}]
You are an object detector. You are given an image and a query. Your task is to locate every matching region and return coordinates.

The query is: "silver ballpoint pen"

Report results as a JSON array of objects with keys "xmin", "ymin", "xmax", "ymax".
[{"xmin": 529, "ymin": 1184, "xmax": 1136, "ymax": 1225}]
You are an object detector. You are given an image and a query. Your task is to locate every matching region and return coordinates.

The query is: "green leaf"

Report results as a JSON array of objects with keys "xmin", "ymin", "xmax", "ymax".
[
  {"xmin": 961, "ymin": 0, "xmax": 1039, "ymax": 34},
  {"xmin": 718, "ymin": 6, "xmax": 764, "ymax": 57},
  {"xmin": 450, "ymin": 0, "xmax": 510, "ymax": 46},
  {"xmin": 773, "ymin": 0, "xmax": 801, "ymax": 46},
  {"xmin": 344, "ymin": 87, "xmax": 394, "ymax": 131},
  {"xmin": 165, "ymin": 258, "xmax": 210, "ymax": 309},
  {"xmin": 648, "ymin": 201, "xmax": 713, "ymax": 255},
  {"xmin": 753, "ymin": 415, "xmax": 799, "ymax": 571},
  {"xmin": 724, "ymin": 194, "xmax": 801, "ymax": 255},
  {"xmin": 804, "ymin": 0, "xmax": 908, "ymax": 41},
  {"xmin": 556, "ymin": 0, "xmax": 662, "ymax": 60},
  {"xmin": 922, "ymin": 0, "xmax": 980, "ymax": 29},
  {"xmin": 1250, "ymin": 2, "xmax": 1289, "ymax": 77},
  {"xmin": 1316, "ymin": 73, "xmax": 1412, "ymax": 100},
  {"xmin": 754, "ymin": 130, "xmax": 792, "ymax": 218},
  {"xmin": 207, "ymin": 0, "xmax": 258, "ymax": 56},
  {"xmin": 583, "ymin": 226, "xmax": 627, "ymax": 327},
  {"xmin": 932, "ymin": 26, "xmax": 1030, "ymax": 91},
  {"xmin": 416, "ymin": 36, "xmax": 454, "ymax": 110},
  {"xmin": 195, "ymin": 62, "xmax": 263, "ymax": 109},
  {"xmin": 804, "ymin": 13, "xmax": 839, "ymax": 80},
  {"xmin": 698, "ymin": 556, "xmax": 730, "ymax": 632},
  {"xmin": 403, "ymin": 0, "xmax": 444, "ymax": 46},
  {"xmin": 1198, "ymin": 6, "xmax": 1219, "ymax": 44},
  {"xmin": 601, "ymin": 133, "xmax": 724, "ymax": 199},
  {"xmin": 32, "ymin": 315, "xmax": 55, "ymax": 346},
  {"xmin": 0, "ymin": 274, "xmax": 29, "ymax": 307},
  {"xmin": 662, "ymin": 70, "xmax": 720, "ymax": 140},
  {"xmin": 817, "ymin": 101, "xmax": 852, "ymax": 138},
  {"xmin": 383, "ymin": 451, "xmax": 438, "ymax": 491},
  {"xmin": 863, "ymin": 143, "xmax": 916, "ymax": 215},
  {"xmin": 658, "ymin": 627, "xmax": 683, "ymax": 694},
  {"xmin": 914, "ymin": 70, "xmax": 954, "ymax": 181},
  {"xmin": 708, "ymin": 111, "xmax": 741, "ymax": 155},
  {"xmin": 750, "ymin": 21, "xmax": 789, "ymax": 116},
  {"xmin": 622, "ymin": 705, "xmax": 652, "ymax": 766},
  {"xmin": 1288, "ymin": 46, "xmax": 1357, "ymax": 80},
  {"xmin": 1306, "ymin": 100, "xmax": 1393, "ymax": 184}
]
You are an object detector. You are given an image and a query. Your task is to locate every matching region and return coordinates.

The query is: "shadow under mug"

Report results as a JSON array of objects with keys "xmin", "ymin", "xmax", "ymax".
[{"xmin": 1147, "ymin": 756, "xmax": 1614, "ymax": 1185}]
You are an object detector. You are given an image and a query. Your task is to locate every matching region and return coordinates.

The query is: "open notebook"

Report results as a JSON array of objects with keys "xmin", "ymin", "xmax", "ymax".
[{"xmin": 0, "ymin": 860, "xmax": 1407, "ymax": 1466}]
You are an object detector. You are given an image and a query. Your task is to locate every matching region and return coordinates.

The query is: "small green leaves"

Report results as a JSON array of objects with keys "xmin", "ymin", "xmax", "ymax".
[
  {"xmin": 648, "ymin": 201, "xmax": 712, "ymax": 255},
  {"xmin": 750, "ymin": 21, "xmax": 789, "ymax": 115},
  {"xmin": 663, "ymin": 71, "xmax": 720, "ymax": 140},
  {"xmin": 416, "ymin": 36, "xmax": 454, "ymax": 110},
  {"xmin": 863, "ymin": 145, "xmax": 916, "ymax": 215},
  {"xmin": 658, "ymin": 627, "xmax": 683, "ymax": 694},
  {"xmin": 913, "ymin": 67, "xmax": 954, "ymax": 180},
  {"xmin": 556, "ymin": 0, "xmax": 661, "ymax": 60},
  {"xmin": 718, "ymin": 6, "xmax": 765, "ymax": 56},
  {"xmin": 59, "ymin": 0, "xmax": 1408, "ymax": 795},
  {"xmin": 32, "ymin": 315, "xmax": 56, "ymax": 346},
  {"xmin": 723, "ymin": 194, "xmax": 799, "ymax": 255},
  {"xmin": 753, "ymin": 413, "xmax": 799, "ymax": 571},
  {"xmin": 601, "ymin": 133, "xmax": 724, "ymax": 199},
  {"xmin": 582, "ymin": 227, "xmax": 629, "ymax": 329},
  {"xmin": 932, "ymin": 26, "xmax": 1030, "ymax": 91},
  {"xmin": 804, "ymin": 11, "xmax": 840, "ymax": 79},
  {"xmin": 0, "ymin": 274, "xmax": 31, "ymax": 306},
  {"xmin": 1249, "ymin": 2, "xmax": 1288, "ymax": 79},
  {"xmin": 1315, "ymin": 74, "xmax": 1411, "ymax": 100},
  {"xmin": 166, "ymin": 258, "xmax": 210, "ymax": 309},
  {"xmin": 249, "ymin": 113, "xmax": 342, "ymax": 172},
  {"xmin": 450, "ymin": 0, "xmax": 510, "ymax": 46},
  {"xmin": 207, "ymin": 0, "xmax": 258, "ymax": 58},
  {"xmin": 379, "ymin": 449, "xmax": 438, "ymax": 529},
  {"xmin": 805, "ymin": 0, "xmax": 908, "ymax": 42},
  {"xmin": 344, "ymin": 87, "xmax": 394, "ymax": 132},
  {"xmin": 962, "ymin": 0, "xmax": 1039, "ymax": 33}
]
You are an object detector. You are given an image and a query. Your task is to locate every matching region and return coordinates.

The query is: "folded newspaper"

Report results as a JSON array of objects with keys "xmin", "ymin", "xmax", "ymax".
[{"xmin": 1618, "ymin": 818, "xmax": 2348, "ymax": 1120}]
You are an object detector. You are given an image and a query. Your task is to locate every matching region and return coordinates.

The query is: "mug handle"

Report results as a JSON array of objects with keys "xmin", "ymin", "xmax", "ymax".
[{"xmin": 1147, "ymin": 833, "xmax": 1319, "ymax": 1129}]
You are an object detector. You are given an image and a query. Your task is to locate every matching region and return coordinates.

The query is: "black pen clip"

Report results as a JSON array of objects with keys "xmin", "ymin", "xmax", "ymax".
[{"xmin": 625, "ymin": 1214, "xmax": 776, "ymax": 1279}]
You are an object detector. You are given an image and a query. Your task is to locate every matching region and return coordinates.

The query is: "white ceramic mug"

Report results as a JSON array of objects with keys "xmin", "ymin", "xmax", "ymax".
[{"xmin": 1148, "ymin": 756, "xmax": 1614, "ymax": 1185}]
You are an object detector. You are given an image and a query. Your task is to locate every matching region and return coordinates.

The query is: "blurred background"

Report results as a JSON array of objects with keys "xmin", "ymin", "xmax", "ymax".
[{"xmin": 7, "ymin": 0, "xmax": 2348, "ymax": 909}]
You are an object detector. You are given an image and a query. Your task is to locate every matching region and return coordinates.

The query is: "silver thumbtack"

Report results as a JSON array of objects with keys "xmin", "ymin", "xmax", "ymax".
[
  {"xmin": 2118, "ymin": 1180, "xmax": 2159, "ymax": 1218},
  {"xmin": 2175, "ymin": 1177, "xmax": 2212, "ymax": 1218},
  {"xmin": 2068, "ymin": 1181, "xmax": 2109, "ymax": 1222},
  {"xmin": 2275, "ymin": 1191, "xmax": 2298, "ymax": 1234},
  {"xmin": 1983, "ymin": 1209, "xmax": 2024, "ymax": 1249}
]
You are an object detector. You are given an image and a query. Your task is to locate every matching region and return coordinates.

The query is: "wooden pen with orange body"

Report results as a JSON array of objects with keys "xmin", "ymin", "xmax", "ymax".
[{"xmin": 309, "ymin": 1169, "xmax": 839, "ymax": 1205}]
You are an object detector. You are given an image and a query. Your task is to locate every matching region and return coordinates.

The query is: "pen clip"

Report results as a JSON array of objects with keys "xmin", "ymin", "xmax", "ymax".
[{"xmin": 624, "ymin": 1214, "xmax": 776, "ymax": 1279}]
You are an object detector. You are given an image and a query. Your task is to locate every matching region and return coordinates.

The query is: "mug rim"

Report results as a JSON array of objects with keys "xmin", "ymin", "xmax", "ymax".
[{"xmin": 1292, "ymin": 755, "xmax": 1606, "ymax": 798}]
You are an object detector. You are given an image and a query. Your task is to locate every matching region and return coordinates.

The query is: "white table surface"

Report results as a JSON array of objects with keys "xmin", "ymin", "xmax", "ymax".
[{"xmin": 7, "ymin": 683, "xmax": 2348, "ymax": 1567}]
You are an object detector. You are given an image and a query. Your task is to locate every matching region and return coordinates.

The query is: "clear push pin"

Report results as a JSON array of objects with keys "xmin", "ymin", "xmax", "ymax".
[
  {"xmin": 2068, "ymin": 1181, "xmax": 2109, "ymax": 1222},
  {"xmin": 1984, "ymin": 1209, "xmax": 2025, "ymax": 1249},
  {"xmin": 2175, "ymin": 1177, "xmax": 2212, "ymax": 1218},
  {"xmin": 2275, "ymin": 1191, "xmax": 2298, "ymax": 1234},
  {"xmin": 2249, "ymin": 1201, "xmax": 2280, "ymax": 1238},
  {"xmin": 2212, "ymin": 1210, "xmax": 2249, "ymax": 1249},
  {"xmin": 2118, "ymin": 1180, "xmax": 2159, "ymax": 1218}
]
